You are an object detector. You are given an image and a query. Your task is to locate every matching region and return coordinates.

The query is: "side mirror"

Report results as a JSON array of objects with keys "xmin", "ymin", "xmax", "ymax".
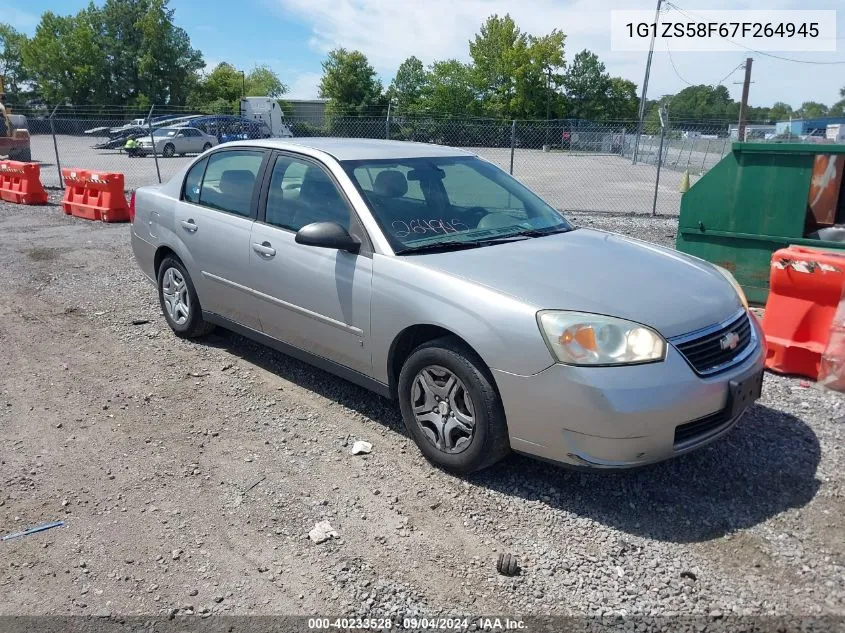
[{"xmin": 295, "ymin": 222, "xmax": 361, "ymax": 253}]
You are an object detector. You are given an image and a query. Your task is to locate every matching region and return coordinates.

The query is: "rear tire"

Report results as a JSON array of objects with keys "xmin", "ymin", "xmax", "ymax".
[
  {"xmin": 156, "ymin": 256, "xmax": 214, "ymax": 339},
  {"xmin": 202, "ymin": 142, "xmax": 212, "ymax": 152},
  {"xmin": 162, "ymin": 143, "xmax": 175, "ymax": 158},
  {"xmin": 398, "ymin": 336, "xmax": 510, "ymax": 474}
]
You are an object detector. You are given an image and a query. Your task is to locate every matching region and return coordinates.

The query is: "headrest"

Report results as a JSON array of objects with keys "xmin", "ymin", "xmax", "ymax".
[
  {"xmin": 373, "ymin": 170, "xmax": 408, "ymax": 198},
  {"xmin": 219, "ymin": 169, "xmax": 255, "ymax": 193}
]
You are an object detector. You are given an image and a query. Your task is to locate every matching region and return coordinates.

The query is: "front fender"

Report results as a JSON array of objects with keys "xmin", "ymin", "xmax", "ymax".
[{"xmin": 370, "ymin": 255, "xmax": 555, "ymax": 385}]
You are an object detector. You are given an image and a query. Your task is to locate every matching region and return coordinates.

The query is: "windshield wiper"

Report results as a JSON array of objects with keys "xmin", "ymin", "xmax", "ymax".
[
  {"xmin": 515, "ymin": 226, "xmax": 574, "ymax": 238},
  {"xmin": 395, "ymin": 235, "xmax": 531, "ymax": 255}
]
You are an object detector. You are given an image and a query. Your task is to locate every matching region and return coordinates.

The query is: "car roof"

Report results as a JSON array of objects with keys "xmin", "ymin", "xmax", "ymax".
[{"xmin": 218, "ymin": 137, "xmax": 476, "ymax": 161}]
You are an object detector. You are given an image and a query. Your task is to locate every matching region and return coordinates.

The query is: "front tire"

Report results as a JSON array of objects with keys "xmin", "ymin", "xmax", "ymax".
[
  {"xmin": 157, "ymin": 256, "xmax": 214, "ymax": 338},
  {"xmin": 398, "ymin": 337, "xmax": 510, "ymax": 474}
]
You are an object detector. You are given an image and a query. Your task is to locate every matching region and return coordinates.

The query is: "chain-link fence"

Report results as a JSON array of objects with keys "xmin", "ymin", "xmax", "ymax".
[{"xmin": 9, "ymin": 103, "xmax": 774, "ymax": 216}]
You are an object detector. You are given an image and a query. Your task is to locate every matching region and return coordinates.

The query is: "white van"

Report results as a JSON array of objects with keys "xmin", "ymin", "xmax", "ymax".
[{"xmin": 239, "ymin": 97, "xmax": 293, "ymax": 138}]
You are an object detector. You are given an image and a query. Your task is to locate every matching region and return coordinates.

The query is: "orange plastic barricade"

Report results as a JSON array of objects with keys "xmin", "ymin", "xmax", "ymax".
[
  {"xmin": 60, "ymin": 170, "xmax": 129, "ymax": 222},
  {"xmin": 61, "ymin": 169, "xmax": 89, "ymax": 216},
  {"xmin": 0, "ymin": 160, "xmax": 48, "ymax": 205},
  {"xmin": 85, "ymin": 172, "xmax": 130, "ymax": 222},
  {"xmin": 762, "ymin": 246, "xmax": 845, "ymax": 380}
]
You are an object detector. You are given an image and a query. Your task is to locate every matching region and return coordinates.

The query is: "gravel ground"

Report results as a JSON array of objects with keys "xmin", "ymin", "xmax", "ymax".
[{"xmin": 1, "ymin": 195, "xmax": 843, "ymax": 628}]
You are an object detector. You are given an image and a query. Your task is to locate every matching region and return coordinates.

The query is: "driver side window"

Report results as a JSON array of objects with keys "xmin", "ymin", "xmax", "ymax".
[{"xmin": 264, "ymin": 156, "xmax": 351, "ymax": 232}]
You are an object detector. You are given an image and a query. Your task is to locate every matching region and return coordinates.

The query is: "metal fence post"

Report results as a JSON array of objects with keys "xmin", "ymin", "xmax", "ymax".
[
  {"xmin": 148, "ymin": 105, "xmax": 161, "ymax": 184},
  {"xmin": 700, "ymin": 139, "xmax": 712, "ymax": 173},
  {"xmin": 509, "ymin": 120, "xmax": 516, "ymax": 175},
  {"xmin": 385, "ymin": 102, "xmax": 391, "ymax": 140},
  {"xmin": 652, "ymin": 118, "xmax": 666, "ymax": 216},
  {"xmin": 48, "ymin": 105, "xmax": 63, "ymax": 188}
]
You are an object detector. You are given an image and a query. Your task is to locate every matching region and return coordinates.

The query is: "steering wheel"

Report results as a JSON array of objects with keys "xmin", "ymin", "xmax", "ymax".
[{"xmin": 462, "ymin": 206, "xmax": 489, "ymax": 228}]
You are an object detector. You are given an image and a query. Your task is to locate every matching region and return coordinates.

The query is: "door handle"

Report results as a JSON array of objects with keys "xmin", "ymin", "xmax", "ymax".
[
  {"xmin": 180, "ymin": 219, "xmax": 198, "ymax": 233},
  {"xmin": 252, "ymin": 241, "xmax": 276, "ymax": 257}
]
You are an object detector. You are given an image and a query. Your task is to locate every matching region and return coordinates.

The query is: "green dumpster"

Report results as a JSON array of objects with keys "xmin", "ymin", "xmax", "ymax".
[{"xmin": 676, "ymin": 142, "xmax": 845, "ymax": 304}]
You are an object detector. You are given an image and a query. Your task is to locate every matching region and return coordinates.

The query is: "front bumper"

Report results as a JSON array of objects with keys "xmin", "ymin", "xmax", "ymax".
[{"xmin": 492, "ymin": 313, "xmax": 766, "ymax": 469}]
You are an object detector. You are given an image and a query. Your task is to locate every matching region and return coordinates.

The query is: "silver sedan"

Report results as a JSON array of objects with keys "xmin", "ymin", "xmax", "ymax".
[
  {"xmin": 130, "ymin": 138, "xmax": 764, "ymax": 473},
  {"xmin": 136, "ymin": 126, "xmax": 218, "ymax": 157}
]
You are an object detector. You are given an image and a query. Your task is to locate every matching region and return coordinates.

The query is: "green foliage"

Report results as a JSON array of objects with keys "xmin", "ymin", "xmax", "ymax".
[
  {"xmin": 20, "ymin": 0, "xmax": 202, "ymax": 106},
  {"xmin": 387, "ymin": 56, "xmax": 427, "ymax": 113},
  {"xmin": 319, "ymin": 48, "xmax": 384, "ymax": 116},
  {"xmin": 246, "ymin": 65, "xmax": 287, "ymax": 98},
  {"xmin": 468, "ymin": 14, "xmax": 565, "ymax": 119},
  {"xmin": 562, "ymin": 50, "xmax": 610, "ymax": 120},
  {"xmin": 420, "ymin": 60, "xmax": 480, "ymax": 116},
  {"xmin": 768, "ymin": 102, "xmax": 793, "ymax": 121},
  {"xmin": 0, "ymin": 23, "xmax": 29, "ymax": 98},
  {"xmin": 605, "ymin": 77, "xmax": 639, "ymax": 120},
  {"xmin": 22, "ymin": 9, "xmax": 108, "ymax": 105},
  {"xmin": 797, "ymin": 101, "xmax": 829, "ymax": 119}
]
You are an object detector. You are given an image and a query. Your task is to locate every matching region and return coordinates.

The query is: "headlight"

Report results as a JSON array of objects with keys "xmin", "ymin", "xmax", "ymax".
[
  {"xmin": 713, "ymin": 265, "xmax": 749, "ymax": 310},
  {"xmin": 537, "ymin": 311, "xmax": 666, "ymax": 366}
]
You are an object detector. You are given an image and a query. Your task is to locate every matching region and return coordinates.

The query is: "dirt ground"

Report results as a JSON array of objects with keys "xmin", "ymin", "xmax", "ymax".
[{"xmin": 1, "ymin": 198, "xmax": 844, "ymax": 628}]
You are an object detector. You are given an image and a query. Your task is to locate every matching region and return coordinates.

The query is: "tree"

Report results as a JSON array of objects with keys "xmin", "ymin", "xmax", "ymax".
[
  {"xmin": 797, "ymin": 101, "xmax": 829, "ymax": 119},
  {"xmin": 469, "ymin": 14, "xmax": 526, "ymax": 117},
  {"xmin": 562, "ymin": 50, "xmax": 610, "ymax": 120},
  {"xmin": 246, "ymin": 65, "xmax": 287, "ymax": 98},
  {"xmin": 665, "ymin": 84, "xmax": 733, "ymax": 120},
  {"xmin": 319, "ymin": 48, "xmax": 383, "ymax": 116},
  {"xmin": 0, "ymin": 24, "xmax": 30, "ymax": 99},
  {"xmin": 604, "ymin": 77, "xmax": 639, "ymax": 120},
  {"xmin": 829, "ymin": 87, "xmax": 845, "ymax": 117},
  {"xmin": 22, "ymin": 10, "xmax": 108, "ymax": 105},
  {"xmin": 187, "ymin": 62, "xmax": 242, "ymax": 112},
  {"xmin": 134, "ymin": 0, "xmax": 204, "ymax": 106},
  {"xmin": 419, "ymin": 59, "xmax": 480, "ymax": 115},
  {"xmin": 387, "ymin": 56, "xmax": 427, "ymax": 113},
  {"xmin": 768, "ymin": 101, "xmax": 794, "ymax": 122},
  {"xmin": 21, "ymin": 0, "xmax": 202, "ymax": 106}
]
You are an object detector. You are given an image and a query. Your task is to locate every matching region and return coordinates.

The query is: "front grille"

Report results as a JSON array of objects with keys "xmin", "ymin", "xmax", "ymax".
[
  {"xmin": 673, "ymin": 409, "xmax": 731, "ymax": 446},
  {"xmin": 673, "ymin": 311, "xmax": 753, "ymax": 375}
]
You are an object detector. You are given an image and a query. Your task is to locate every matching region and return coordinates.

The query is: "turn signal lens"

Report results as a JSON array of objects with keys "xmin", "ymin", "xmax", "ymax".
[{"xmin": 538, "ymin": 311, "xmax": 666, "ymax": 366}]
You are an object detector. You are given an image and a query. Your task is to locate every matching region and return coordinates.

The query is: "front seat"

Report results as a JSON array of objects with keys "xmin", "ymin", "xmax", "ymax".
[
  {"xmin": 291, "ymin": 167, "xmax": 347, "ymax": 228},
  {"xmin": 218, "ymin": 169, "xmax": 255, "ymax": 215}
]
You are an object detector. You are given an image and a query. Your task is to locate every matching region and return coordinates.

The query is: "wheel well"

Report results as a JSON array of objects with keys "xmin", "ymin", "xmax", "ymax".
[
  {"xmin": 154, "ymin": 246, "xmax": 178, "ymax": 277},
  {"xmin": 388, "ymin": 325, "xmax": 486, "ymax": 397}
]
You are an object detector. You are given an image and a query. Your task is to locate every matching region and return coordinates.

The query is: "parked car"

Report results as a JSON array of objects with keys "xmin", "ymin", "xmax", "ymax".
[
  {"xmin": 136, "ymin": 126, "xmax": 218, "ymax": 157},
  {"xmin": 130, "ymin": 138, "xmax": 764, "ymax": 474}
]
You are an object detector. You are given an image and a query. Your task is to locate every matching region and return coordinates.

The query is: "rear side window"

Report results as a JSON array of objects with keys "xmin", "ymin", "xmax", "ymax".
[
  {"xmin": 183, "ymin": 157, "xmax": 207, "ymax": 204},
  {"xmin": 197, "ymin": 150, "xmax": 264, "ymax": 217}
]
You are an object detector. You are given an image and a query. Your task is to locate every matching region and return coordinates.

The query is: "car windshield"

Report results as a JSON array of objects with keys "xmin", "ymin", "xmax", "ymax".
[
  {"xmin": 153, "ymin": 129, "xmax": 178, "ymax": 138},
  {"xmin": 343, "ymin": 156, "xmax": 573, "ymax": 253}
]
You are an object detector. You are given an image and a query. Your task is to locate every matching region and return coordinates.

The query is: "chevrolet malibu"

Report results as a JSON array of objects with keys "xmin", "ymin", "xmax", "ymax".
[{"xmin": 130, "ymin": 138, "xmax": 764, "ymax": 474}]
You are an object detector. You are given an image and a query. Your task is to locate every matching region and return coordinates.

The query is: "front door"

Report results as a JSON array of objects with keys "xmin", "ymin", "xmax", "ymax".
[
  {"xmin": 174, "ymin": 148, "xmax": 267, "ymax": 330},
  {"xmin": 249, "ymin": 153, "xmax": 373, "ymax": 376}
]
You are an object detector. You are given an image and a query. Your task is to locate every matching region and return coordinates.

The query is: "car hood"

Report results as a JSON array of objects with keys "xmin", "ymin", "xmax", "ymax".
[{"xmin": 411, "ymin": 228, "xmax": 742, "ymax": 339}]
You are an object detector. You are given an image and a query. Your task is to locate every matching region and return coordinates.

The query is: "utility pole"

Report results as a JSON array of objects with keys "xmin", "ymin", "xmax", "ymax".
[
  {"xmin": 545, "ymin": 66, "xmax": 552, "ymax": 148},
  {"xmin": 737, "ymin": 58, "xmax": 753, "ymax": 142},
  {"xmin": 633, "ymin": 0, "xmax": 663, "ymax": 164}
]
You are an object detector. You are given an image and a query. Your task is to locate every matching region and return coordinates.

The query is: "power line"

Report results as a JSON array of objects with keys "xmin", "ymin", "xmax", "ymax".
[
  {"xmin": 714, "ymin": 61, "xmax": 745, "ymax": 88},
  {"xmin": 665, "ymin": 41, "xmax": 695, "ymax": 86},
  {"xmin": 665, "ymin": 2, "xmax": 845, "ymax": 65}
]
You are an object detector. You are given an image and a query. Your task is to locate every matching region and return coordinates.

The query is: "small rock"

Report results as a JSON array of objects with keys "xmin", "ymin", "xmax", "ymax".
[
  {"xmin": 171, "ymin": 549, "xmax": 182, "ymax": 561},
  {"xmin": 350, "ymin": 441, "xmax": 372, "ymax": 455},
  {"xmin": 309, "ymin": 520, "xmax": 339, "ymax": 544},
  {"xmin": 189, "ymin": 589, "xmax": 198, "ymax": 596}
]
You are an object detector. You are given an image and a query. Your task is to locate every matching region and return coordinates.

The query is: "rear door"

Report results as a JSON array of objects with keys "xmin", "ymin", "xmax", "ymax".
[
  {"xmin": 173, "ymin": 148, "xmax": 268, "ymax": 330},
  {"xmin": 249, "ymin": 152, "xmax": 374, "ymax": 375}
]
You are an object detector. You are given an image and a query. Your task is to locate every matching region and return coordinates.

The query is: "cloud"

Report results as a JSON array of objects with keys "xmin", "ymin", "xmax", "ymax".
[
  {"xmin": 272, "ymin": 0, "xmax": 845, "ymax": 106},
  {"xmin": 285, "ymin": 72, "xmax": 322, "ymax": 100},
  {"xmin": 1, "ymin": 6, "xmax": 39, "ymax": 31},
  {"xmin": 275, "ymin": 0, "xmax": 612, "ymax": 74}
]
